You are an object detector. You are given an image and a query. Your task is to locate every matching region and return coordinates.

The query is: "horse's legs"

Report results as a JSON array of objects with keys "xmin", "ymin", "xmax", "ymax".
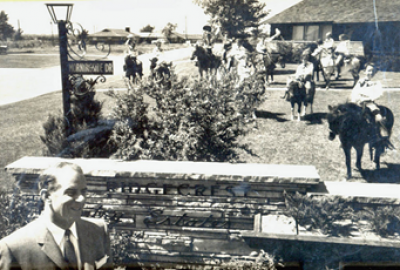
[
  {"xmin": 297, "ymin": 102, "xmax": 301, "ymax": 121},
  {"xmin": 373, "ymin": 144, "xmax": 385, "ymax": 170},
  {"xmin": 290, "ymin": 102, "xmax": 295, "ymax": 121},
  {"xmin": 343, "ymin": 145, "xmax": 352, "ymax": 179},
  {"xmin": 354, "ymin": 144, "xmax": 364, "ymax": 171},
  {"xmin": 302, "ymin": 103, "xmax": 307, "ymax": 117}
]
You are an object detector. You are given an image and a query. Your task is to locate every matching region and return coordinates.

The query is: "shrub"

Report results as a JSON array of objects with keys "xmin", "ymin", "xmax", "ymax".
[
  {"xmin": 107, "ymin": 72, "xmax": 261, "ymax": 162},
  {"xmin": 41, "ymin": 78, "xmax": 113, "ymax": 158},
  {"xmin": 284, "ymin": 192, "xmax": 357, "ymax": 237},
  {"xmin": 220, "ymin": 250, "xmax": 277, "ymax": 270},
  {"xmin": 284, "ymin": 192, "xmax": 400, "ymax": 238}
]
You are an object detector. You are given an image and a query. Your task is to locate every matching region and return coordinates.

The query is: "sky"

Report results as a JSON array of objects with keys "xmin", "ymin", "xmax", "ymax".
[{"xmin": 1, "ymin": 0, "xmax": 302, "ymax": 35}]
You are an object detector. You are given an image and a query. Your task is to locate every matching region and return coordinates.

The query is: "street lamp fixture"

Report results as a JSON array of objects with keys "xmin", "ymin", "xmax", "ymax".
[
  {"xmin": 46, "ymin": 3, "xmax": 73, "ymax": 23},
  {"xmin": 46, "ymin": 3, "xmax": 74, "ymax": 136}
]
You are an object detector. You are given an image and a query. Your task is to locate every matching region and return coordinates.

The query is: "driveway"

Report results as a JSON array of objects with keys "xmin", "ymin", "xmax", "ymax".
[
  {"xmin": 1, "ymin": 46, "xmax": 400, "ymax": 106},
  {"xmin": 0, "ymin": 47, "xmax": 194, "ymax": 106}
]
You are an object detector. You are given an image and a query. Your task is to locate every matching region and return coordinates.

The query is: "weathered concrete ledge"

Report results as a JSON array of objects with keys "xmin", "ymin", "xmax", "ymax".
[{"xmin": 5, "ymin": 156, "xmax": 321, "ymax": 184}]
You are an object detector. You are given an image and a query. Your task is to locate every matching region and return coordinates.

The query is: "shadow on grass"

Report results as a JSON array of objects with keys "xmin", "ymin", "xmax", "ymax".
[
  {"xmin": 268, "ymin": 82, "xmax": 287, "ymax": 87},
  {"xmin": 359, "ymin": 162, "xmax": 400, "ymax": 183},
  {"xmin": 275, "ymin": 69, "xmax": 296, "ymax": 75},
  {"xmin": 303, "ymin": 112, "xmax": 328, "ymax": 125},
  {"xmin": 255, "ymin": 110, "xmax": 289, "ymax": 122}
]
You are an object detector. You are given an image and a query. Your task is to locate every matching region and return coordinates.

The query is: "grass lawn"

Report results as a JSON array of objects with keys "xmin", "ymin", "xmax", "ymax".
[
  {"xmin": 1, "ymin": 86, "xmax": 400, "ymax": 191},
  {"xmin": 1, "ymin": 50, "xmax": 400, "ymax": 191}
]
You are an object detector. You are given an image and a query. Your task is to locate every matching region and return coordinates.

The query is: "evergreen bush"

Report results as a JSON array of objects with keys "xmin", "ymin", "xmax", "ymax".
[
  {"xmin": 41, "ymin": 77, "xmax": 113, "ymax": 158},
  {"xmin": 107, "ymin": 72, "xmax": 263, "ymax": 162}
]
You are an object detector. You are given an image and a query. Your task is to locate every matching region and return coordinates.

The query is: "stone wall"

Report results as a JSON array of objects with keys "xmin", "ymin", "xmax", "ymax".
[
  {"xmin": 6, "ymin": 156, "xmax": 400, "ymax": 269},
  {"xmin": 6, "ymin": 157, "xmax": 320, "ymax": 268}
]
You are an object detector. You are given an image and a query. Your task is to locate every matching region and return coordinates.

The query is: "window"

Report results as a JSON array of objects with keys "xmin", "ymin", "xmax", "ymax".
[
  {"xmin": 292, "ymin": 24, "xmax": 332, "ymax": 41},
  {"xmin": 305, "ymin": 25, "xmax": 319, "ymax": 41},
  {"xmin": 293, "ymin": 26, "xmax": 304, "ymax": 41},
  {"xmin": 320, "ymin": 25, "xmax": 333, "ymax": 39}
]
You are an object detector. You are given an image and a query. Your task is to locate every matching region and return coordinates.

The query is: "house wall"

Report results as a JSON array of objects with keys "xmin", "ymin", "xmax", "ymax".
[{"xmin": 271, "ymin": 22, "xmax": 400, "ymax": 58}]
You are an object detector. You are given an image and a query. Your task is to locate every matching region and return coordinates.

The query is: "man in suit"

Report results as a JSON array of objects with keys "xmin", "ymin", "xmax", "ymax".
[{"xmin": 0, "ymin": 162, "xmax": 113, "ymax": 270}]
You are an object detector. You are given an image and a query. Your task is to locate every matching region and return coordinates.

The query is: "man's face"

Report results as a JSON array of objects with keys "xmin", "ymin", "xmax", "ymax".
[{"xmin": 48, "ymin": 168, "xmax": 87, "ymax": 226}]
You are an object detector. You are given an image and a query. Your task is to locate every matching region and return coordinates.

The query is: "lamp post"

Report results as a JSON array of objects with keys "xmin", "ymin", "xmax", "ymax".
[{"xmin": 46, "ymin": 3, "xmax": 74, "ymax": 136}]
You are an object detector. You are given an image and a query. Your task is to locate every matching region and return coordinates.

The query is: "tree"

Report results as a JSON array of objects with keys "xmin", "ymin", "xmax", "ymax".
[
  {"xmin": 140, "ymin": 24, "xmax": 155, "ymax": 33},
  {"xmin": 193, "ymin": 0, "xmax": 268, "ymax": 38},
  {"xmin": 162, "ymin": 22, "xmax": 177, "ymax": 42},
  {"xmin": 14, "ymin": 28, "xmax": 23, "ymax": 41},
  {"xmin": 0, "ymin": 11, "xmax": 15, "ymax": 40}
]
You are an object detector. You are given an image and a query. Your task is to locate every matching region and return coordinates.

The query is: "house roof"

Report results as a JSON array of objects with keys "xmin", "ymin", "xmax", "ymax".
[
  {"xmin": 90, "ymin": 28, "xmax": 192, "ymax": 40},
  {"xmin": 90, "ymin": 29, "xmax": 135, "ymax": 38},
  {"xmin": 266, "ymin": 0, "xmax": 400, "ymax": 24}
]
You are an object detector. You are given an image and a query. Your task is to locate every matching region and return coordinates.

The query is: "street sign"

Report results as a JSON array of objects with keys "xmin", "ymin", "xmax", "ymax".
[{"xmin": 68, "ymin": 60, "xmax": 114, "ymax": 75}]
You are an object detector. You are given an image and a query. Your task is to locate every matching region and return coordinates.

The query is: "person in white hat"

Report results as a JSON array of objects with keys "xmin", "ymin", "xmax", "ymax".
[
  {"xmin": 125, "ymin": 34, "xmax": 136, "ymax": 54},
  {"xmin": 323, "ymin": 32, "xmax": 334, "ymax": 50}
]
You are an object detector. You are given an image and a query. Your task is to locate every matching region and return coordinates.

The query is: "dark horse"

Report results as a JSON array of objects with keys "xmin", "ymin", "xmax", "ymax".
[
  {"xmin": 327, "ymin": 103, "xmax": 395, "ymax": 179},
  {"xmin": 190, "ymin": 45, "xmax": 221, "ymax": 80},
  {"xmin": 251, "ymin": 51, "xmax": 285, "ymax": 83},
  {"xmin": 151, "ymin": 61, "xmax": 172, "ymax": 90},
  {"xmin": 282, "ymin": 79, "xmax": 315, "ymax": 121}
]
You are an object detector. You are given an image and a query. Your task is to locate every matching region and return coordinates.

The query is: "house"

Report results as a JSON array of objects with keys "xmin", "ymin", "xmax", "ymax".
[
  {"xmin": 136, "ymin": 31, "xmax": 186, "ymax": 43},
  {"xmin": 265, "ymin": 0, "xmax": 400, "ymax": 56},
  {"xmin": 88, "ymin": 28, "xmax": 134, "ymax": 44}
]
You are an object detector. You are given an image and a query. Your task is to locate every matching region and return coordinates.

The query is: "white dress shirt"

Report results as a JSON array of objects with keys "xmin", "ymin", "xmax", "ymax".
[{"xmin": 46, "ymin": 221, "xmax": 82, "ymax": 269}]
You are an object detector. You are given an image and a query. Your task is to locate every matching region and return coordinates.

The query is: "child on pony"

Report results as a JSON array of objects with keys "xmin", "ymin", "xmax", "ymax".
[{"xmin": 350, "ymin": 63, "xmax": 388, "ymax": 140}]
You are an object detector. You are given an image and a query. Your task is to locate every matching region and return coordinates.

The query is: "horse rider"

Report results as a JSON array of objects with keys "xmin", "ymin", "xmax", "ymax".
[
  {"xmin": 334, "ymin": 34, "xmax": 350, "ymax": 78},
  {"xmin": 149, "ymin": 39, "xmax": 172, "ymax": 79},
  {"xmin": 125, "ymin": 34, "xmax": 136, "ymax": 54},
  {"xmin": 255, "ymin": 27, "xmax": 281, "ymax": 57},
  {"xmin": 324, "ymin": 32, "xmax": 335, "ymax": 51},
  {"xmin": 255, "ymin": 28, "xmax": 281, "ymax": 81},
  {"xmin": 221, "ymin": 31, "xmax": 234, "ymax": 69},
  {"xmin": 350, "ymin": 62, "xmax": 388, "ymax": 140},
  {"xmin": 123, "ymin": 37, "xmax": 143, "ymax": 86},
  {"xmin": 291, "ymin": 53, "xmax": 314, "ymax": 93},
  {"xmin": 202, "ymin": 25, "xmax": 216, "ymax": 55}
]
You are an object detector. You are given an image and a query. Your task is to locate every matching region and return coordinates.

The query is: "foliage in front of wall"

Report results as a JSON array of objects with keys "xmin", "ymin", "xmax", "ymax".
[
  {"xmin": 219, "ymin": 250, "xmax": 278, "ymax": 270},
  {"xmin": 107, "ymin": 72, "xmax": 263, "ymax": 162},
  {"xmin": 284, "ymin": 191, "xmax": 400, "ymax": 238},
  {"xmin": 0, "ymin": 190, "xmax": 41, "ymax": 239}
]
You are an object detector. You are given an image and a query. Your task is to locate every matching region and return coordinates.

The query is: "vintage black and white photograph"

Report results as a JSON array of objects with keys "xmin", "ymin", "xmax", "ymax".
[{"xmin": 1, "ymin": 0, "xmax": 400, "ymax": 269}]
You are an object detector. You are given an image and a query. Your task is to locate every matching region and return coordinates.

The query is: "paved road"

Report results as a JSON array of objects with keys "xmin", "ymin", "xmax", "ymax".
[{"xmin": 0, "ymin": 47, "xmax": 193, "ymax": 106}]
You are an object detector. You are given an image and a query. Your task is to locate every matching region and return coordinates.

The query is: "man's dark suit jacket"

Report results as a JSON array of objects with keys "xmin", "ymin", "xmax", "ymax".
[{"xmin": 0, "ymin": 216, "xmax": 113, "ymax": 270}]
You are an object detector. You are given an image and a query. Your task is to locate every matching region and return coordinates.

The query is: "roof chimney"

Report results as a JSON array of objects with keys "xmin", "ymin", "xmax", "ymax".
[{"xmin": 125, "ymin": 27, "xmax": 130, "ymax": 33}]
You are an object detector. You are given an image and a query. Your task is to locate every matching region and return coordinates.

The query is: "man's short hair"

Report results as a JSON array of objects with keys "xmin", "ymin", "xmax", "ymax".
[{"xmin": 38, "ymin": 162, "xmax": 84, "ymax": 193}]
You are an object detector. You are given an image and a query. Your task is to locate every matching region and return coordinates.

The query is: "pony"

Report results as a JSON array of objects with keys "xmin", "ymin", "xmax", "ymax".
[
  {"xmin": 190, "ymin": 44, "xmax": 221, "ymax": 80},
  {"xmin": 123, "ymin": 54, "xmax": 143, "ymax": 92},
  {"xmin": 250, "ymin": 51, "xmax": 285, "ymax": 84},
  {"xmin": 327, "ymin": 103, "xmax": 395, "ymax": 179},
  {"xmin": 313, "ymin": 47, "xmax": 362, "ymax": 89},
  {"xmin": 282, "ymin": 79, "xmax": 315, "ymax": 121}
]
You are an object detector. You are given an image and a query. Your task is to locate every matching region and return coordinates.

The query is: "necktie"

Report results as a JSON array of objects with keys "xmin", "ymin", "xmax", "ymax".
[{"xmin": 63, "ymin": 229, "xmax": 78, "ymax": 270}]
